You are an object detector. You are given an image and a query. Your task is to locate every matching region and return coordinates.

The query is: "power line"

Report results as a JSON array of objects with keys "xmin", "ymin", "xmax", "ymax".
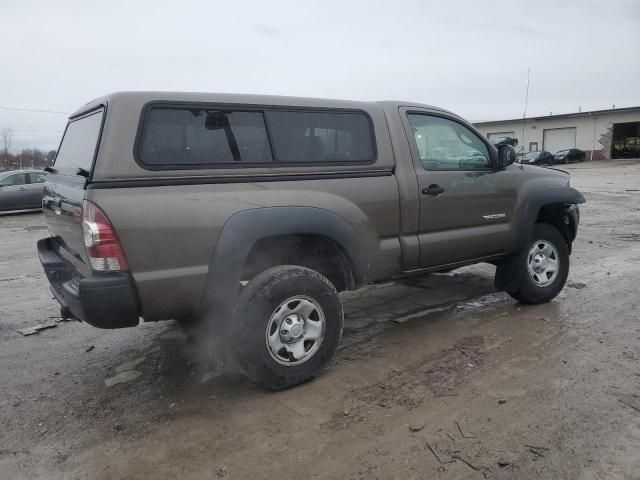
[
  {"xmin": 0, "ymin": 105, "xmax": 70, "ymax": 114},
  {"xmin": 0, "ymin": 99, "xmax": 74, "ymax": 108},
  {"xmin": 12, "ymin": 133, "xmax": 63, "ymax": 137},
  {"xmin": 13, "ymin": 129, "xmax": 64, "ymax": 134}
]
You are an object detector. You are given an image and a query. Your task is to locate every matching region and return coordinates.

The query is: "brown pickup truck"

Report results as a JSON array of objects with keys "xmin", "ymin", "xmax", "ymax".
[{"xmin": 38, "ymin": 92, "xmax": 584, "ymax": 389}]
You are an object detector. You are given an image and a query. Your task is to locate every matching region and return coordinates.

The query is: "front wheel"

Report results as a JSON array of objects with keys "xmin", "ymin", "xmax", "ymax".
[
  {"xmin": 496, "ymin": 223, "xmax": 570, "ymax": 304},
  {"xmin": 232, "ymin": 265, "xmax": 343, "ymax": 390}
]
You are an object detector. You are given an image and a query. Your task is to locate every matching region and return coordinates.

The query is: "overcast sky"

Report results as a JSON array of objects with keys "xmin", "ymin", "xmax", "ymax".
[{"xmin": 2, "ymin": 0, "xmax": 639, "ymax": 151}]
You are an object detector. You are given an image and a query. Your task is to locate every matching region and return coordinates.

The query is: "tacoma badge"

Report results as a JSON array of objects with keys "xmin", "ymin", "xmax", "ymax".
[{"xmin": 482, "ymin": 213, "xmax": 506, "ymax": 220}]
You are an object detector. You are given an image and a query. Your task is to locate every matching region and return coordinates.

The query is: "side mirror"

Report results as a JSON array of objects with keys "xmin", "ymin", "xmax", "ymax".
[
  {"xmin": 489, "ymin": 137, "xmax": 518, "ymax": 169},
  {"xmin": 497, "ymin": 144, "xmax": 517, "ymax": 168}
]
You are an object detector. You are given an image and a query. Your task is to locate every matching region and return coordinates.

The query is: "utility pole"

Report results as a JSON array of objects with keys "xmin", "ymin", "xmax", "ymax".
[
  {"xmin": 522, "ymin": 66, "xmax": 531, "ymax": 152},
  {"xmin": 590, "ymin": 113, "xmax": 597, "ymax": 162}
]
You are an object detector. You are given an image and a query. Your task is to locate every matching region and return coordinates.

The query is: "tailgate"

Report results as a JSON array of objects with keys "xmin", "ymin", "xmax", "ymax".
[
  {"xmin": 42, "ymin": 108, "xmax": 104, "ymax": 278},
  {"xmin": 42, "ymin": 174, "xmax": 89, "ymax": 276}
]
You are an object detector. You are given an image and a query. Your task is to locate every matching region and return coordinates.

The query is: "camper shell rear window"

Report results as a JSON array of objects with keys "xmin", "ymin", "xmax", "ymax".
[
  {"xmin": 135, "ymin": 103, "xmax": 376, "ymax": 169},
  {"xmin": 54, "ymin": 108, "xmax": 104, "ymax": 175}
]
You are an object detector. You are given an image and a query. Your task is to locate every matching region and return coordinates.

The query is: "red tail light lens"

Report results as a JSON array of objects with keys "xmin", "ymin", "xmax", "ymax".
[{"xmin": 82, "ymin": 200, "xmax": 129, "ymax": 272}]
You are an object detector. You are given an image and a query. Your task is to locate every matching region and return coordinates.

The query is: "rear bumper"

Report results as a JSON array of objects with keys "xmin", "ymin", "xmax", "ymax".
[{"xmin": 37, "ymin": 237, "xmax": 140, "ymax": 329}]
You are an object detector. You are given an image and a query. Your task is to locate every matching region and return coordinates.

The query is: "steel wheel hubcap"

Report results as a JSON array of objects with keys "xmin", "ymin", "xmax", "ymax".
[
  {"xmin": 527, "ymin": 240, "xmax": 560, "ymax": 287},
  {"xmin": 265, "ymin": 296, "xmax": 325, "ymax": 366}
]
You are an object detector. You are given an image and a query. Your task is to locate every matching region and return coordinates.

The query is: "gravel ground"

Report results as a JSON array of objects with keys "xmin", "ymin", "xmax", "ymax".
[{"xmin": 1, "ymin": 160, "xmax": 639, "ymax": 480}]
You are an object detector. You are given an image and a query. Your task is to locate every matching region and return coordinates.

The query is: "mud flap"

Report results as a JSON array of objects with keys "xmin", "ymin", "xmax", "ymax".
[{"xmin": 494, "ymin": 253, "xmax": 525, "ymax": 292}]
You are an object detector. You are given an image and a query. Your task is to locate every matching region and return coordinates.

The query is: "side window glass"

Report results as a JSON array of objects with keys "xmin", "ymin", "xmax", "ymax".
[
  {"xmin": 139, "ymin": 108, "xmax": 273, "ymax": 166},
  {"xmin": 0, "ymin": 173, "xmax": 27, "ymax": 186},
  {"xmin": 265, "ymin": 110, "xmax": 374, "ymax": 163},
  {"xmin": 30, "ymin": 173, "xmax": 48, "ymax": 183},
  {"xmin": 407, "ymin": 114, "xmax": 490, "ymax": 171},
  {"xmin": 138, "ymin": 106, "xmax": 376, "ymax": 168}
]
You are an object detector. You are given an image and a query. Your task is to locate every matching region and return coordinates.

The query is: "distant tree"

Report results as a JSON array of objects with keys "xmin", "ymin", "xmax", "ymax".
[
  {"xmin": 14, "ymin": 148, "xmax": 50, "ymax": 169},
  {"xmin": 1, "ymin": 127, "xmax": 12, "ymax": 156},
  {"xmin": 0, "ymin": 128, "xmax": 56, "ymax": 170},
  {"xmin": 0, "ymin": 127, "xmax": 14, "ymax": 170},
  {"xmin": 1, "ymin": 127, "xmax": 13, "ymax": 170},
  {"xmin": 46, "ymin": 150, "xmax": 57, "ymax": 165}
]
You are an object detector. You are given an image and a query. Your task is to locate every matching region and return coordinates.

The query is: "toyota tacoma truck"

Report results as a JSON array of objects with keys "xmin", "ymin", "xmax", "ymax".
[{"xmin": 38, "ymin": 92, "xmax": 584, "ymax": 389}]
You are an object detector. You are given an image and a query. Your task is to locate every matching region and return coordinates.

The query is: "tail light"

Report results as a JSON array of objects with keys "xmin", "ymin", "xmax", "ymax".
[{"xmin": 82, "ymin": 200, "xmax": 129, "ymax": 272}]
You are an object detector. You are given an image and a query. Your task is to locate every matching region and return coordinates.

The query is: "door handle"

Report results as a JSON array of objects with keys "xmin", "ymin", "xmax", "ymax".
[
  {"xmin": 19, "ymin": 187, "xmax": 27, "ymax": 191},
  {"xmin": 422, "ymin": 184, "xmax": 445, "ymax": 196}
]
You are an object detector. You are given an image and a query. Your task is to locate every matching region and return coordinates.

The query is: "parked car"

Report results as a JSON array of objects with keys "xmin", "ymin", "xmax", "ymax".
[
  {"xmin": 553, "ymin": 148, "xmax": 585, "ymax": 164},
  {"xmin": 0, "ymin": 170, "xmax": 48, "ymax": 212},
  {"xmin": 518, "ymin": 150, "xmax": 554, "ymax": 166},
  {"xmin": 38, "ymin": 92, "xmax": 585, "ymax": 390},
  {"xmin": 613, "ymin": 146, "xmax": 640, "ymax": 159}
]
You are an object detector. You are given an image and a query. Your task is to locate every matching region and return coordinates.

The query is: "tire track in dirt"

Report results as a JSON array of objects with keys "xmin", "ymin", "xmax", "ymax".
[{"xmin": 325, "ymin": 336, "xmax": 484, "ymax": 431}]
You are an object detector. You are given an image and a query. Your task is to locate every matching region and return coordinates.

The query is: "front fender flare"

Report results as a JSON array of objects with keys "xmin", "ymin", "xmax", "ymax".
[{"xmin": 515, "ymin": 185, "xmax": 586, "ymax": 251}]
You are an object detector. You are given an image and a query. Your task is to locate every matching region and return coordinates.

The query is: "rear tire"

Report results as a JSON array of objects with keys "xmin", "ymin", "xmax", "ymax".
[
  {"xmin": 232, "ymin": 265, "xmax": 343, "ymax": 390},
  {"xmin": 497, "ymin": 223, "xmax": 569, "ymax": 304}
]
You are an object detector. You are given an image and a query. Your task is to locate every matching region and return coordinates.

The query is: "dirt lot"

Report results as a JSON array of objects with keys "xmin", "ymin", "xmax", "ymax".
[{"xmin": 1, "ymin": 160, "xmax": 639, "ymax": 480}]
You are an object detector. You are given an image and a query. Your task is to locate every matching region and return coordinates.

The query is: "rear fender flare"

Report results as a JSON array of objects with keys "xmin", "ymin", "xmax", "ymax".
[{"xmin": 198, "ymin": 206, "xmax": 367, "ymax": 319}]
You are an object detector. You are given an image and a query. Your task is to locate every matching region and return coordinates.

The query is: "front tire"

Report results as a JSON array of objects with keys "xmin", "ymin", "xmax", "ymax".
[
  {"xmin": 232, "ymin": 265, "xmax": 343, "ymax": 390},
  {"xmin": 497, "ymin": 223, "xmax": 570, "ymax": 304}
]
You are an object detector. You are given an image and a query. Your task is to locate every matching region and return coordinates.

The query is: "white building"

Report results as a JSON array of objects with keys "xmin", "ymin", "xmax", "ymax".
[{"xmin": 474, "ymin": 106, "xmax": 640, "ymax": 161}]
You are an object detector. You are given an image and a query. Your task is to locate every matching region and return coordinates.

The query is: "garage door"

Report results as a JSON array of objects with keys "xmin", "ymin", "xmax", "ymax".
[
  {"xmin": 543, "ymin": 128, "xmax": 576, "ymax": 154},
  {"xmin": 487, "ymin": 132, "xmax": 515, "ymax": 142}
]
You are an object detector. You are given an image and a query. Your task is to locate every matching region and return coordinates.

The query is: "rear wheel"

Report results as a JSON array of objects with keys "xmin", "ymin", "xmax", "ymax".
[
  {"xmin": 232, "ymin": 265, "xmax": 343, "ymax": 390},
  {"xmin": 497, "ymin": 223, "xmax": 569, "ymax": 304}
]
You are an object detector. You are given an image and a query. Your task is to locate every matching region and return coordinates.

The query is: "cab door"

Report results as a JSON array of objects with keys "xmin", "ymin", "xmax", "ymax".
[
  {"xmin": 27, "ymin": 172, "xmax": 47, "ymax": 208},
  {"xmin": 400, "ymin": 109, "xmax": 517, "ymax": 268},
  {"xmin": 0, "ymin": 172, "xmax": 30, "ymax": 210}
]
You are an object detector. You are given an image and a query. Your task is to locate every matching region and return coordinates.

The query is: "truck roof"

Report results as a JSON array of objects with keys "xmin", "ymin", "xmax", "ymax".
[{"xmin": 71, "ymin": 91, "xmax": 454, "ymax": 118}]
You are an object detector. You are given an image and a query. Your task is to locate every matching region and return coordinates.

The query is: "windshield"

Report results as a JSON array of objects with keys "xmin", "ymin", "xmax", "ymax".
[
  {"xmin": 523, "ymin": 152, "xmax": 539, "ymax": 159},
  {"xmin": 54, "ymin": 109, "xmax": 104, "ymax": 175},
  {"xmin": 555, "ymin": 149, "xmax": 569, "ymax": 155}
]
